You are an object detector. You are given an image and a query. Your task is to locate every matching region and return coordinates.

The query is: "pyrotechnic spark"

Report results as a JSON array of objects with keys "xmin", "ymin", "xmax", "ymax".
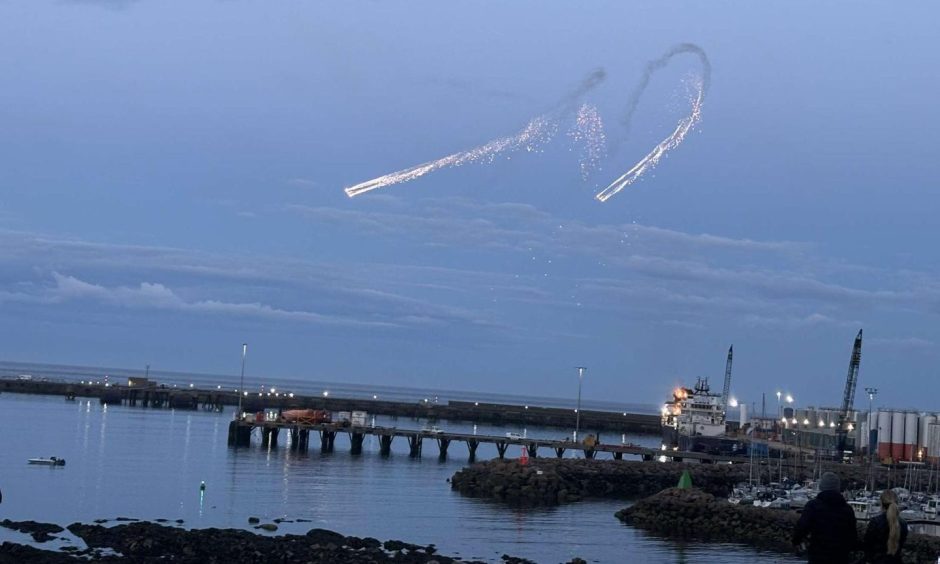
[
  {"xmin": 597, "ymin": 43, "xmax": 710, "ymax": 202},
  {"xmin": 344, "ymin": 69, "xmax": 605, "ymax": 198},
  {"xmin": 345, "ymin": 116, "xmax": 557, "ymax": 198},
  {"xmin": 595, "ymin": 81, "xmax": 703, "ymax": 202},
  {"xmin": 568, "ymin": 104, "xmax": 607, "ymax": 181}
]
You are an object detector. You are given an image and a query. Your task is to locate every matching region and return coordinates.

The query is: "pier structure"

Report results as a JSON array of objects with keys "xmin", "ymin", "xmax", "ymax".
[
  {"xmin": 1, "ymin": 377, "xmax": 660, "ymax": 435},
  {"xmin": 226, "ymin": 419, "xmax": 748, "ymax": 464}
]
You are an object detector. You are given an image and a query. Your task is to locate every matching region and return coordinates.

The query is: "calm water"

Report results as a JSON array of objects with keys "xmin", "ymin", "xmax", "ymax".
[{"xmin": 0, "ymin": 393, "xmax": 797, "ymax": 563}]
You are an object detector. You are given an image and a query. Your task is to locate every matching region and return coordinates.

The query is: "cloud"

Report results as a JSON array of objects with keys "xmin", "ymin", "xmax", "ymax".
[
  {"xmin": 286, "ymin": 178, "xmax": 319, "ymax": 189},
  {"xmin": 867, "ymin": 336, "xmax": 935, "ymax": 350},
  {"xmin": 46, "ymin": 272, "xmax": 400, "ymax": 328}
]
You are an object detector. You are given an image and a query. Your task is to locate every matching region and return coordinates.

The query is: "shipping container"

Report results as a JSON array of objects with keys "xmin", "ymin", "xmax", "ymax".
[{"xmin": 351, "ymin": 411, "xmax": 368, "ymax": 426}]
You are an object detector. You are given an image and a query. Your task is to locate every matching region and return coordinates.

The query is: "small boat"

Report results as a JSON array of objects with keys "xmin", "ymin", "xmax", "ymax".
[{"xmin": 28, "ymin": 457, "xmax": 65, "ymax": 466}]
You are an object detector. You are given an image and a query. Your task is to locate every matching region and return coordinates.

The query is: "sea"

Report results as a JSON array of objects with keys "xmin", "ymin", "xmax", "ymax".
[{"xmin": 0, "ymin": 364, "xmax": 798, "ymax": 563}]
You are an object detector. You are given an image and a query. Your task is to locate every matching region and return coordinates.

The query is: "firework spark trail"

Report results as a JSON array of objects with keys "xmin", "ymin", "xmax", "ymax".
[
  {"xmin": 344, "ymin": 70, "xmax": 605, "ymax": 198},
  {"xmin": 596, "ymin": 44, "xmax": 710, "ymax": 202},
  {"xmin": 595, "ymin": 85, "xmax": 702, "ymax": 202},
  {"xmin": 345, "ymin": 116, "xmax": 557, "ymax": 198},
  {"xmin": 568, "ymin": 104, "xmax": 607, "ymax": 181}
]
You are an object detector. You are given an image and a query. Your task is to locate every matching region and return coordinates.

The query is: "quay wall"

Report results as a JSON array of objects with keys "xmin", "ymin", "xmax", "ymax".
[{"xmin": 0, "ymin": 378, "xmax": 660, "ymax": 435}]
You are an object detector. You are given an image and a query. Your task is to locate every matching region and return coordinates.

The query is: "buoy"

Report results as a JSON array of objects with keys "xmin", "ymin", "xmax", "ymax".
[
  {"xmin": 200, "ymin": 481, "xmax": 206, "ymax": 492},
  {"xmin": 519, "ymin": 447, "xmax": 529, "ymax": 466}
]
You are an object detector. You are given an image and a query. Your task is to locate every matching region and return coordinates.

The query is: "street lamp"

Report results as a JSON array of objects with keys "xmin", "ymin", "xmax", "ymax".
[
  {"xmin": 575, "ymin": 367, "xmax": 586, "ymax": 442},
  {"xmin": 865, "ymin": 387, "xmax": 878, "ymax": 490},
  {"xmin": 237, "ymin": 343, "xmax": 247, "ymax": 419},
  {"xmin": 776, "ymin": 391, "xmax": 782, "ymax": 417}
]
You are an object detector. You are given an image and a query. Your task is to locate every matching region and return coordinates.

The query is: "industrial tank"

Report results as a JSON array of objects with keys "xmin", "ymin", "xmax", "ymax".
[
  {"xmin": 905, "ymin": 411, "xmax": 919, "ymax": 460},
  {"xmin": 891, "ymin": 410, "xmax": 906, "ymax": 460},
  {"xmin": 920, "ymin": 414, "xmax": 936, "ymax": 449},
  {"xmin": 739, "ymin": 404, "xmax": 748, "ymax": 428},
  {"xmin": 877, "ymin": 410, "xmax": 893, "ymax": 459}
]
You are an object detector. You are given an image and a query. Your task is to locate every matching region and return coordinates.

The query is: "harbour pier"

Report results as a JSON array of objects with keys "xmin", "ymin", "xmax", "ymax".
[
  {"xmin": 226, "ymin": 418, "xmax": 749, "ymax": 464},
  {"xmin": 0, "ymin": 377, "xmax": 661, "ymax": 435}
]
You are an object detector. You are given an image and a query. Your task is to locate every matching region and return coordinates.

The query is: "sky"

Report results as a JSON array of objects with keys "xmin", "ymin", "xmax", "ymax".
[{"xmin": 1, "ymin": 1, "xmax": 939, "ymax": 412}]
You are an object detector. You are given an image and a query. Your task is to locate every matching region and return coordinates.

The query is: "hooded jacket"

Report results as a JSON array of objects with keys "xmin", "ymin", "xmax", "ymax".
[{"xmin": 792, "ymin": 490, "xmax": 859, "ymax": 564}]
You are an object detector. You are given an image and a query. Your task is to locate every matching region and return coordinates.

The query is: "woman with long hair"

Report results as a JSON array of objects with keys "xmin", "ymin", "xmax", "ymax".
[{"xmin": 863, "ymin": 489, "xmax": 909, "ymax": 563}]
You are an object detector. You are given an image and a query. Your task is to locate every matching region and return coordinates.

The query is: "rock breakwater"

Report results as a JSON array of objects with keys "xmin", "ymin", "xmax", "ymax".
[
  {"xmin": 450, "ymin": 459, "xmax": 747, "ymax": 504},
  {"xmin": 617, "ymin": 487, "xmax": 940, "ymax": 564}
]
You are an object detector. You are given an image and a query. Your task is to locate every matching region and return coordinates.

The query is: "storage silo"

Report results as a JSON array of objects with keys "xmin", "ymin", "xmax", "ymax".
[
  {"xmin": 858, "ymin": 419, "xmax": 869, "ymax": 451},
  {"xmin": 739, "ymin": 404, "xmax": 748, "ymax": 429},
  {"xmin": 904, "ymin": 411, "xmax": 919, "ymax": 460},
  {"xmin": 920, "ymin": 414, "xmax": 936, "ymax": 452},
  {"xmin": 877, "ymin": 410, "xmax": 892, "ymax": 459},
  {"xmin": 891, "ymin": 410, "xmax": 906, "ymax": 460}
]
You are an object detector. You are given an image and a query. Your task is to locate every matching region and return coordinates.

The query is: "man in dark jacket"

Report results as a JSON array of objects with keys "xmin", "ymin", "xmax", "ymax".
[{"xmin": 792, "ymin": 472, "xmax": 859, "ymax": 563}]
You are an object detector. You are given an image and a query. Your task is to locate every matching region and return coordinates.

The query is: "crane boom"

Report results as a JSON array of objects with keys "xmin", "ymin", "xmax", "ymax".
[
  {"xmin": 721, "ymin": 345, "xmax": 733, "ymax": 411},
  {"xmin": 837, "ymin": 329, "xmax": 863, "ymax": 452}
]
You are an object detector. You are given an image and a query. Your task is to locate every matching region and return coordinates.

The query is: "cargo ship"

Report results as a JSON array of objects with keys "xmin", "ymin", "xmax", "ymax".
[{"xmin": 661, "ymin": 347, "xmax": 747, "ymax": 456}]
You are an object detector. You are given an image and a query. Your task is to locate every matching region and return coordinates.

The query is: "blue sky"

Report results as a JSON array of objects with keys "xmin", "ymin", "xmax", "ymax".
[{"xmin": 1, "ymin": 1, "xmax": 939, "ymax": 411}]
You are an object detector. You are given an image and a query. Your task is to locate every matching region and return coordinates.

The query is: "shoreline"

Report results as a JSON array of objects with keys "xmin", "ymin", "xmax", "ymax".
[{"xmin": 0, "ymin": 518, "xmax": 550, "ymax": 564}]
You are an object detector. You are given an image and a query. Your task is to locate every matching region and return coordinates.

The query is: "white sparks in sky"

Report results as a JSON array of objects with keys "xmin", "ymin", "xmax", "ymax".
[
  {"xmin": 594, "ymin": 79, "xmax": 704, "ymax": 203},
  {"xmin": 345, "ymin": 116, "xmax": 557, "ymax": 198},
  {"xmin": 568, "ymin": 104, "xmax": 607, "ymax": 181}
]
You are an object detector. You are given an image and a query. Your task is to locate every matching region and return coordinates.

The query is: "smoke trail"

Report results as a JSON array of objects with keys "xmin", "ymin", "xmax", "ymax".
[
  {"xmin": 621, "ymin": 43, "xmax": 711, "ymax": 133},
  {"xmin": 345, "ymin": 70, "xmax": 606, "ymax": 198},
  {"xmin": 596, "ymin": 44, "xmax": 710, "ymax": 202}
]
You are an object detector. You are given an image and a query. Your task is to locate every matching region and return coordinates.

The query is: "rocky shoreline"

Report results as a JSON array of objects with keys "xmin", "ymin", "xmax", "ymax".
[
  {"xmin": 449, "ymin": 457, "xmax": 918, "ymax": 506},
  {"xmin": 618, "ymin": 488, "xmax": 940, "ymax": 564},
  {"xmin": 450, "ymin": 459, "xmax": 748, "ymax": 504},
  {"xmin": 0, "ymin": 519, "xmax": 552, "ymax": 564}
]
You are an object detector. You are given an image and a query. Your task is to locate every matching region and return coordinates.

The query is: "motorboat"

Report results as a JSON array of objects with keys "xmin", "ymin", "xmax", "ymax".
[{"xmin": 28, "ymin": 457, "xmax": 65, "ymax": 466}]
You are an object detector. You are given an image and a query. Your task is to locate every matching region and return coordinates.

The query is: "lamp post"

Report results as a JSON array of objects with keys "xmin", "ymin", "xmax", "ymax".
[
  {"xmin": 574, "ymin": 367, "xmax": 586, "ymax": 442},
  {"xmin": 865, "ymin": 387, "xmax": 878, "ymax": 490},
  {"xmin": 237, "ymin": 343, "xmax": 247, "ymax": 420}
]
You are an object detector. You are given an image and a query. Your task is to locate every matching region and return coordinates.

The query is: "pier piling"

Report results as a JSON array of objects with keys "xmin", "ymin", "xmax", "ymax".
[
  {"xmin": 554, "ymin": 447, "xmax": 566, "ymax": 458},
  {"xmin": 320, "ymin": 430, "xmax": 336, "ymax": 453},
  {"xmin": 407, "ymin": 434, "xmax": 422, "ymax": 457},
  {"xmin": 467, "ymin": 439, "xmax": 478, "ymax": 462},
  {"xmin": 526, "ymin": 443, "xmax": 538, "ymax": 458},
  {"xmin": 379, "ymin": 435, "xmax": 394, "ymax": 457},
  {"xmin": 437, "ymin": 438, "xmax": 451, "ymax": 460},
  {"xmin": 350, "ymin": 432, "xmax": 365, "ymax": 455},
  {"xmin": 495, "ymin": 441, "xmax": 508, "ymax": 459}
]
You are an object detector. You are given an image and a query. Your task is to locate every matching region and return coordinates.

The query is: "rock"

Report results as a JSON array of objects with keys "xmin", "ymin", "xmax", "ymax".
[
  {"xmin": 248, "ymin": 517, "xmax": 260, "ymax": 524},
  {"xmin": 256, "ymin": 523, "xmax": 278, "ymax": 532}
]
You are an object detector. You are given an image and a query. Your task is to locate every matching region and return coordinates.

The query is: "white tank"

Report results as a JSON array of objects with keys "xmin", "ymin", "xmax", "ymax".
[
  {"xmin": 905, "ymin": 411, "xmax": 919, "ymax": 460},
  {"xmin": 920, "ymin": 415, "xmax": 936, "ymax": 449},
  {"xmin": 858, "ymin": 420, "xmax": 869, "ymax": 450},
  {"xmin": 877, "ymin": 410, "xmax": 892, "ymax": 458},
  {"xmin": 739, "ymin": 404, "xmax": 748, "ymax": 427},
  {"xmin": 892, "ymin": 411, "xmax": 906, "ymax": 459}
]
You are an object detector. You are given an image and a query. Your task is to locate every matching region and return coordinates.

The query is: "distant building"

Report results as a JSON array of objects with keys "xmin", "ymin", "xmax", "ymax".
[{"xmin": 127, "ymin": 377, "xmax": 155, "ymax": 388}]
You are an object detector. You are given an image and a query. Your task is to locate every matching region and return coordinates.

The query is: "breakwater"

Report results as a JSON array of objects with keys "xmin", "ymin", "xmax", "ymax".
[
  {"xmin": 0, "ymin": 378, "xmax": 659, "ymax": 435},
  {"xmin": 616, "ymin": 488, "xmax": 940, "ymax": 564},
  {"xmin": 450, "ymin": 459, "xmax": 748, "ymax": 504},
  {"xmin": 0, "ymin": 519, "xmax": 548, "ymax": 564}
]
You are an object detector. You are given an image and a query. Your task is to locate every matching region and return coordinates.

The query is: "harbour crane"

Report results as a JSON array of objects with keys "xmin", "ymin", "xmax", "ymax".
[
  {"xmin": 720, "ymin": 345, "xmax": 733, "ymax": 413},
  {"xmin": 836, "ymin": 329, "xmax": 863, "ymax": 453}
]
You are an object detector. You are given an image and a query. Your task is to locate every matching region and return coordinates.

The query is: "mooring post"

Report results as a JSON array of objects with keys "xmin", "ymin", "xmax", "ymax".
[
  {"xmin": 555, "ymin": 447, "xmax": 566, "ymax": 458},
  {"xmin": 526, "ymin": 443, "xmax": 538, "ymax": 458},
  {"xmin": 407, "ymin": 434, "xmax": 422, "ymax": 457},
  {"xmin": 495, "ymin": 441, "xmax": 508, "ymax": 459},
  {"xmin": 350, "ymin": 432, "xmax": 365, "ymax": 455},
  {"xmin": 379, "ymin": 435, "xmax": 394, "ymax": 457},
  {"xmin": 437, "ymin": 438, "xmax": 450, "ymax": 461},
  {"xmin": 467, "ymin": 439, "xmax": 479, "ymax": 462}
]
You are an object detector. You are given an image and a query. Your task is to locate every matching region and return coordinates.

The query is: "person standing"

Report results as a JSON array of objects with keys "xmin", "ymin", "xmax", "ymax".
[
  {"xmin": 863, "ymin": 489, "xmax": 908, "ymax": 563},
  {"xmin": 792, "ymin": 471, "xmax": 859, "ymax": 563}
]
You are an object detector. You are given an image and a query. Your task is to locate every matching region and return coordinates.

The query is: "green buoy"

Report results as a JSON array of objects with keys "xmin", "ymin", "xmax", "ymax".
[{"xmin": 677, "ymin": 469, "xmax": 692, "ymax": 489}]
